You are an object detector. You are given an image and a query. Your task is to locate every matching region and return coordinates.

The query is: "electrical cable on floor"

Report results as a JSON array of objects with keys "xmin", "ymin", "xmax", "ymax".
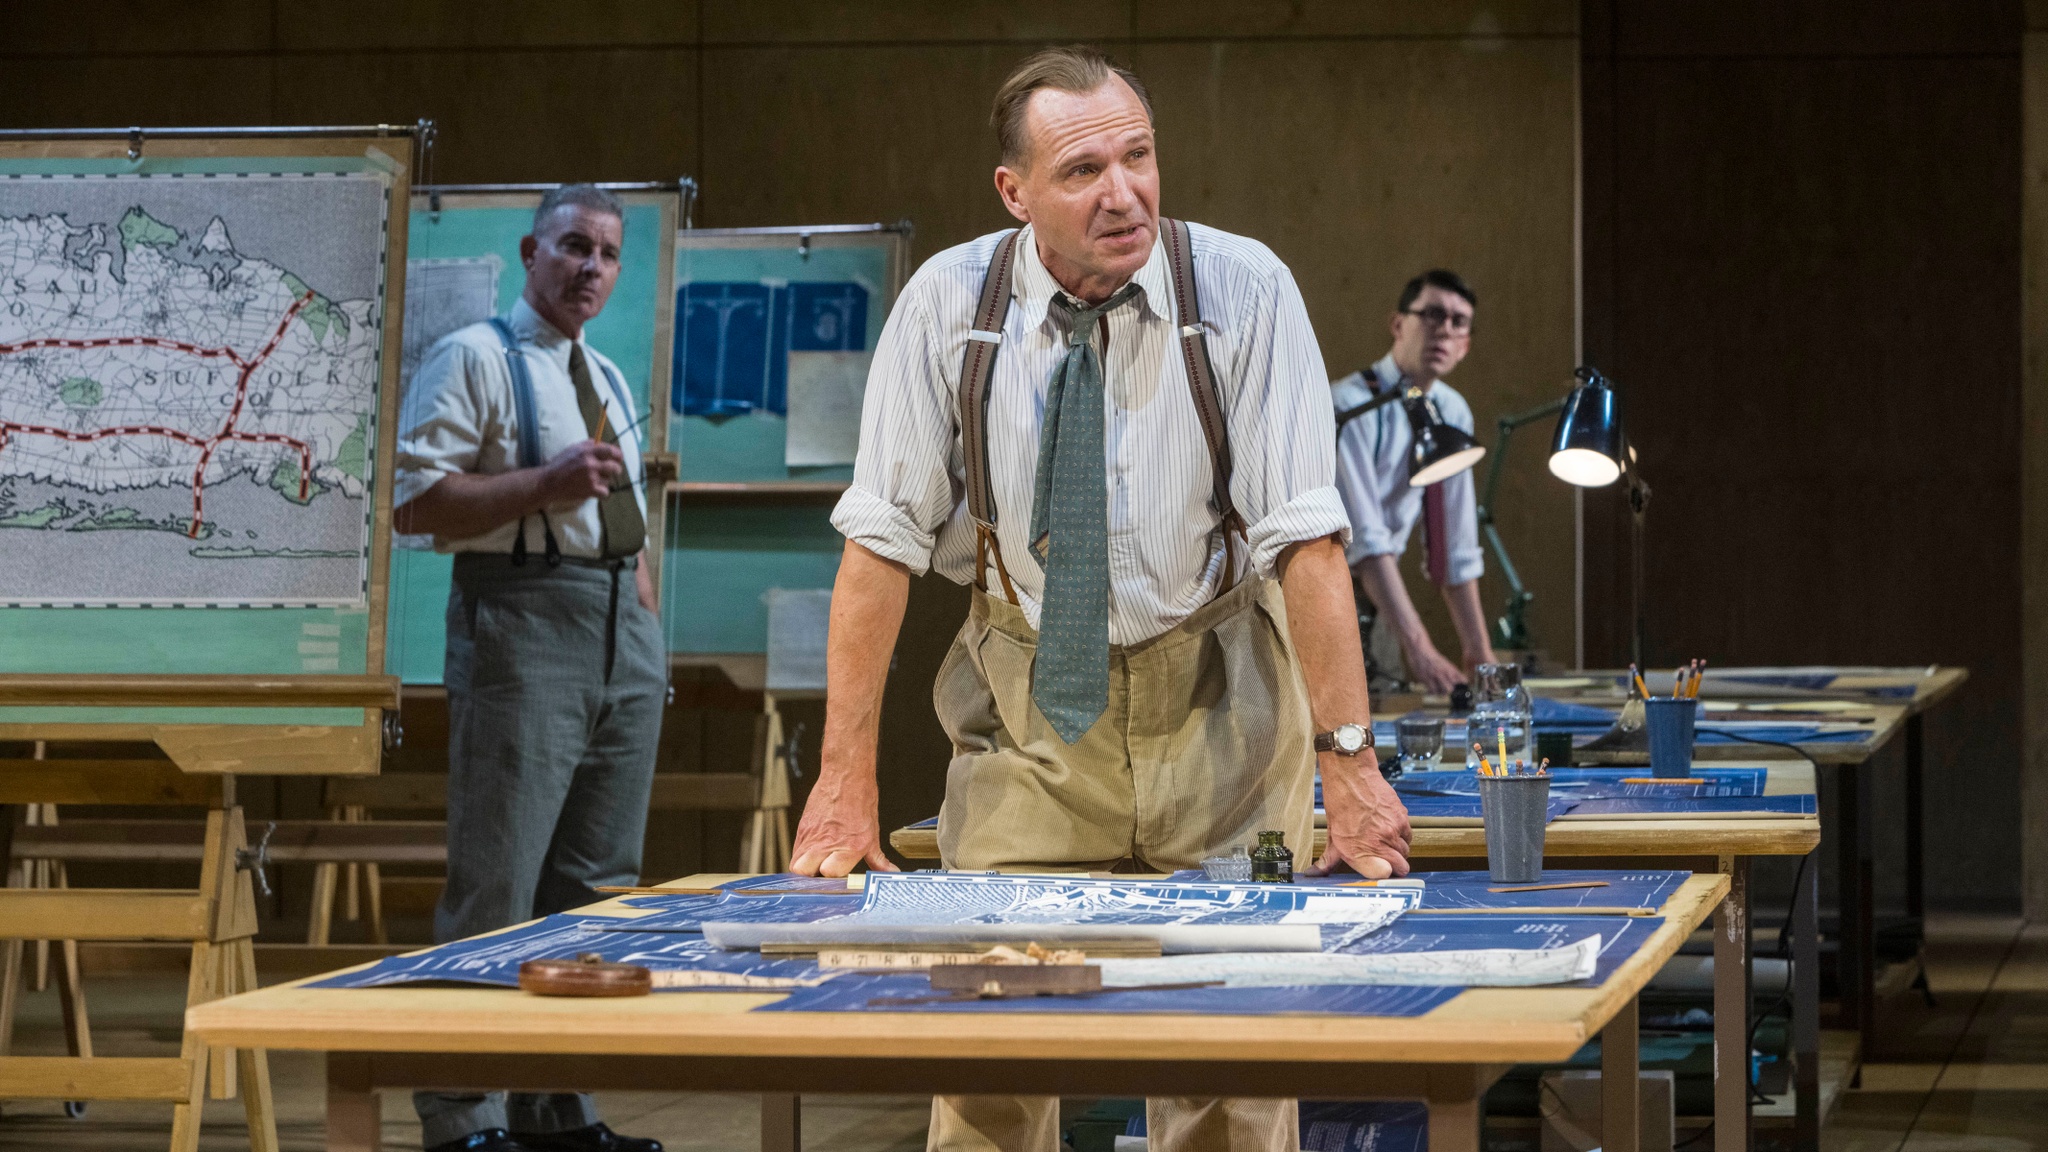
[{"xmin": 1891, "ymin": 916, "xmax": 2025, "ymax": 1152}]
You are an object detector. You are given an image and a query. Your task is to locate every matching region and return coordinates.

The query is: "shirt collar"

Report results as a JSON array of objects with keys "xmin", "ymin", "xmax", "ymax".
[
  {"xmin": 1011, "ymin": 223, "xmax": 1172, "ymax": 332},
  {"xmin": 510, "ymin": 296, "xmax": 577, "ymax": 354},
  {"xmin": 1368, "ymin": 353, "xmax": 1406, "ymax": 394}
]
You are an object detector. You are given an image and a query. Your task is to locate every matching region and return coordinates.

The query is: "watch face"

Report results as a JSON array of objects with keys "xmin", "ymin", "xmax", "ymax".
[{"xmin": 1335, "ymin": 724, "xmax": 1368, "ymax": 754}]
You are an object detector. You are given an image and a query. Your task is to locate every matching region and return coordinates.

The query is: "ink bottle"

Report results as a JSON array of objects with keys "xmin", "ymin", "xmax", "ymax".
[{"xmin": 1249, "ymin": 830, "xmax": 1293, "ymax": 883}]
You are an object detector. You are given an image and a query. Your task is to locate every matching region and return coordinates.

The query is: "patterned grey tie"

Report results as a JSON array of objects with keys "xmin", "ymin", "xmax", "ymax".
[{"xmin": 1029, "ymin": 285, "xmax": 1139, "ymax": 743}]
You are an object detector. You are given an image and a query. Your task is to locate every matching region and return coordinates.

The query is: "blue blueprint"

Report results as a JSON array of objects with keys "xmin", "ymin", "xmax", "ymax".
[
  {"xmin": 308, "ymin": 913, "xmax": 829, "ymax": 990},
  {"xmin": 754, "ymin": 973, "xmax": 1462, "ymax": 1017},
  {"xmin": 1159, "ymin": 869, "xmax": 1687, "ymax": 912},
  {"xmin": 1567, "ymin": 794, "xmax": 1815, "ymax": 817},
  {"xmin": 1332, "ymin": 914, "xmax": 1662, "ymax": 985},
  {"xmin": 700, "ymin": 872, "xmax": 1420, "ymax": 941},
  {"xmin": 1417, "ymin": 869, "xmax": 1687, "ymax": 911},
  {"xmin": 675, "ymin": 280, "xmax": 869, "ymax": 416}
]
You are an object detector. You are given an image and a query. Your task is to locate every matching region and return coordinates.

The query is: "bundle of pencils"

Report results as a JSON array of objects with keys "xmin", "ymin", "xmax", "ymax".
[
  {"xmin": 1635, "ymin": 659, "xmax": 1709, "ymax": 700},
  {"xmin": 1673, "ymin": 658, "xmax": 1707, "ymax": 699},
  {"xmin": 1472, "ymin": 741, "xmax": 1550, "ymax": 778}
]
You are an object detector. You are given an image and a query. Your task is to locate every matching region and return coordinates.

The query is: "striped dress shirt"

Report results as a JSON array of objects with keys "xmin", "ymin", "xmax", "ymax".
[
  {"xmin": 1331, "ymin": 353, "xmax": 1485, "ymax": 586},
  {"xmin": 831, "ymin": 222, "xmax": 1350, "ymax": 646}
]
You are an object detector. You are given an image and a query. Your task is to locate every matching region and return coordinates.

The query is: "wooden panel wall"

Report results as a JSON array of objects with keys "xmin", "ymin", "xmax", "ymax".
[
  {"xmin": 2025, "ymin": 0, "xmax": 2048, "ymax": 920},
  {"xmin": 0, "ymin": 2, "xmax": 1580, "ymax": 877},
  {"xmin": 1584, "ymin": 0, "xmax": 2024, "ymax": 911}
]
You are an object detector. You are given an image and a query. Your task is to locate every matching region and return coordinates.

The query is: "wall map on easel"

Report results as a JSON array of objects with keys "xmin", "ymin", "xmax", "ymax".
[{"xmin": 0, "ymin": 173, "xmax": 388, "ymax": 607}]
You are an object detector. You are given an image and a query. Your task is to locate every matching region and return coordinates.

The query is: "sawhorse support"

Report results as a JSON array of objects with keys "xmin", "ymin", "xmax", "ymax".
[{"xmin": 0, "ymin": 759, "xmax": 278, "ymax": 1152}]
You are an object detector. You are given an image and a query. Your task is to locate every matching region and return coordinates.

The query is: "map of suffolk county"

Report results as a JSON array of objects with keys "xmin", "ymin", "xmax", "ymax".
[{"xmin": 0, "ymin": 172, "xmax": 388, "ymax": 607}]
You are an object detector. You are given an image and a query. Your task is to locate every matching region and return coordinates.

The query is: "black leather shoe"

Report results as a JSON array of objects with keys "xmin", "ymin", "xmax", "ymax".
[
  {"xmin": 426, "ymin": 1129, "xmax": 532, "ymax": 1152},
  {"xmin": 513, "ymin": 1124, "xmax": 663, "ymax": 1152}
]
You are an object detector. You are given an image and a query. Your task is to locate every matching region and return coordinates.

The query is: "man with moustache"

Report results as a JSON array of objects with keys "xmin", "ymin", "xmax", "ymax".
[{"xmin": 394, "ymin": 184, "xmax": 663, "ymax": 1152}]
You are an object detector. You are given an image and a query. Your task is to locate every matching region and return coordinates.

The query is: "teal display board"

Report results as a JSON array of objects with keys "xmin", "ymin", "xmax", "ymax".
[
  {"xmin": 0, "ymin": 142, "xmax": 405, "ymax": 725},
  {"xmin": 384, "ymin": 187, "xmax": 678, "ymax": 684},
  {"xmin": 664, "ymin": 227, "xmax": 909, "ymax": 657}
]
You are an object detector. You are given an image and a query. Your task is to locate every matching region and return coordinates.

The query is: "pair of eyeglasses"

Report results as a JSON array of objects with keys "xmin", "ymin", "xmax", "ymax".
[{"xmin": 1402, "ymin": 306, "xmax": 1473, "ymax": 334}]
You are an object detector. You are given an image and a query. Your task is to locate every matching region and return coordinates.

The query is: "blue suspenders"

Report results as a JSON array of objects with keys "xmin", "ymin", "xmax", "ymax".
[{"xmin": 486, "ymin": 316, "xmax": 640, "ymax": 567}]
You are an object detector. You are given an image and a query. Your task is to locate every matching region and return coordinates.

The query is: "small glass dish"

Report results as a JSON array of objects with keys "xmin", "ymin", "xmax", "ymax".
[{"xmin": 1201, "ymin": 845, "xmax": 1254, "ymax": 883}]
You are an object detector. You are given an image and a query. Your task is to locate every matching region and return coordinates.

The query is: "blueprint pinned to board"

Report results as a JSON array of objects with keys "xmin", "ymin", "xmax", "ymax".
[{"xmin": 702, "ymin": 872, "xmax": 1423, "ymax": 954}]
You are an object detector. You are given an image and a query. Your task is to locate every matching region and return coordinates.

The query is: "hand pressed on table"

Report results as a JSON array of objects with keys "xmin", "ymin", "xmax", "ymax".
[
  {"xmin": 1307, "ymin": 748, "xmax": 1413, "ymax": 879},
  {"xmin": 788, "ymin": 760, "xmax": 900, "ymax": 878}
]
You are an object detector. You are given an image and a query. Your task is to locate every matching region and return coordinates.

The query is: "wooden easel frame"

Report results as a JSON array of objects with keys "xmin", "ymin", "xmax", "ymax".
[{"xmin": 0, "ymin": 125, "xmax": 416, "ymax": 1151}]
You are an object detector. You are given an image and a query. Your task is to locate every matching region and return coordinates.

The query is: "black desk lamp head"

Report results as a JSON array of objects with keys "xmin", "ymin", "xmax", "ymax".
[
  {"xmin": 1546, "ymin": 365, "xmax": 1651, "ymax": 667},
  {"xmin": 1402, "ymin": 387, "xmax": 1487, "ymax": 487},
  {"xmin": 1548, "ymin": 366, "xmax": 1626, "ymax": 488}
]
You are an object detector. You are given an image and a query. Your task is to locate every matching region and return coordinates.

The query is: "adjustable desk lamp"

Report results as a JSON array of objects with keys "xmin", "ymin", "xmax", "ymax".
[
  {"xmin": 1333, "ymin": 383, "xmax": 1488, "ymax": 486},
  {"xmin": 1546, "ymin": 366, "xmax": 1650, "ymax": 668}
]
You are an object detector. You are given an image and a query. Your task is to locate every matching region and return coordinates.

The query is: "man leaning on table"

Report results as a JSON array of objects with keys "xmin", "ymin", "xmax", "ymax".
[
  {"xmin": 789, "ymin": 45, "xmax": 1413, "ymax": 1152},
  {"xmin": 394, "ymin": 184, "xmax": 664, "ymax": 1152}
]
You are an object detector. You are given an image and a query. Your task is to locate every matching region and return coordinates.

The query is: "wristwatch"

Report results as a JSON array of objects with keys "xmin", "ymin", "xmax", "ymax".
[{"xmin": 1314, "ymin": 723, "xmax": 1371, "ymax": 756}]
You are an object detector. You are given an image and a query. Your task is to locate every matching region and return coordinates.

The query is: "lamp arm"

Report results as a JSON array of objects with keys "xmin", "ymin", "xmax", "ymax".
[
  {"xmin": 1478, "ymin": 398, "xmax": 1567, "ymax": 517},
  {"xmin": 1333, "ymin": 386, "xmax": 1405, "ymax": 433},
  {"xmin": 1473, "ymin": 398, "xmax": 1566, "ymax": 651}
]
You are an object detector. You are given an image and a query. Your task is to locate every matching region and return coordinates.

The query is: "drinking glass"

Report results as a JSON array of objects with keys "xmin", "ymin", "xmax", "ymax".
[{"xmin": 1394, "ymin": 715, "xmax": 1445, "ymax": 778}]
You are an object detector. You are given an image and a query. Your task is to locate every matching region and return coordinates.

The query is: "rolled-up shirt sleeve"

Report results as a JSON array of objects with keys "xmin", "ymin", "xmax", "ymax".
[
  {"xmin": 393, "ymin": 338, "xmax": 489, "ymax": 508},
  {"xmin": 1220, "ymin": 260, "xmax": 1353, "ymax": 577},
  {"xmin": 829, "ymin": 290, "xmax": 961, "ymax": 575}
]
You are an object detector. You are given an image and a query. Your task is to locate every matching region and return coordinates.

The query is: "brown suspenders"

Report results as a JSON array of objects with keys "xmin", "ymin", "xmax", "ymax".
[{"xmin": 955, "ymin": 219, "xmax": 1243, "ymax": 605}]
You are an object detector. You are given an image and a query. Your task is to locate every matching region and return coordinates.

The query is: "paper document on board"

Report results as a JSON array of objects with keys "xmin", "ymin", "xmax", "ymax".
[{"xmin": 1096, "ymin": 934, "xmax": 1601, "ymax": 988}]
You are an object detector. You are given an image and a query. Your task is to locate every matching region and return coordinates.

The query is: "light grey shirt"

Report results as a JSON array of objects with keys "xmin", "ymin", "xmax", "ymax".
[
  {"xmin": 1331, "ymin": 353, "xmax": 1484, "ymax": 585},
  {"xmin": 830, "ymin": 222, "xmax": 1350, "ymax": 646},
  {"xmin": 394, "ymin": 297, "xmax": 648, "ymax": 558}
]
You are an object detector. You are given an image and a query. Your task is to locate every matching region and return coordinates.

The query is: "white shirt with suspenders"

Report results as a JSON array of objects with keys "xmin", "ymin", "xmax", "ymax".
[
  {"xmin": 832, "ymin": 221, "xmax": 1349, "ymax": 645},
  {"xmin": 396, "ymin": 297, "xmax": 648, "ymax": 562}
]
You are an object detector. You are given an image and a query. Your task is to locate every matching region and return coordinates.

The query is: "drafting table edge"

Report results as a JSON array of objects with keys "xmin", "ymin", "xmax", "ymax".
[{"xmin": 187, "ymin": 874, "xmax": 1725, "ymax": 1068}]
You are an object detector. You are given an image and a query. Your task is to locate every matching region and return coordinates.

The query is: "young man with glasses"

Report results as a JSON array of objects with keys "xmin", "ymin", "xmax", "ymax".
[{"xmin": 1332, "ymin": 269, "xmax": 1498, "ymax": 696}]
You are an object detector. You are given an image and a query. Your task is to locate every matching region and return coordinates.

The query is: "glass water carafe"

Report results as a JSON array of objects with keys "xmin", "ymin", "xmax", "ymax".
[{"xmin": 1464, "ymin": 662, "xmax": 1531, "ymax": 770}]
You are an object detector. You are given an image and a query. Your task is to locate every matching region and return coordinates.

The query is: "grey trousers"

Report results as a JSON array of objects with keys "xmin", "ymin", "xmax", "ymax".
[{"xmin": 414, "ymin": 553, "xmax": 666, "ymax": 1148}]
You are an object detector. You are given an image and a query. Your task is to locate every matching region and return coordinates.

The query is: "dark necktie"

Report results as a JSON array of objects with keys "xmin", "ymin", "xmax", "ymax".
[
  {"xmin": 1028, "ymin": 284, "xmax": 1139, "ymax": 744},
  {"xmin": 568, "ymin": 343, "xmax": 646, "ymax": 560}
]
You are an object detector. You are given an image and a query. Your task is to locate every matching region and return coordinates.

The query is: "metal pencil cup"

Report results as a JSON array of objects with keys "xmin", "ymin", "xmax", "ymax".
[
  {"xmin": 1645, "ymin": 697, "xmax": 1700, "ymax": 778},
  {"xmin": 1478, "ymin": 774, "xmax": 1549, "ymax": 884}
]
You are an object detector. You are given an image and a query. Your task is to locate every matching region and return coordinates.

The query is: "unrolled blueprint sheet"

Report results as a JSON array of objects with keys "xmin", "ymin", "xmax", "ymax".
[
  {"xmin": 308, "ymin": 913, "xmax": 833, "ymax": 990},
  {"xmin": 1165, "ymin": 869, "xmax": 1689, "ymax": 912},
  {"xmin": 702, "ymin": 872, "xmax": 1422, "ymax": 953},
  {"xmin": 1373, "ymin": 765, "xmax": 1773, "ymax": 793},
  {"xmin": 1097, "ymin": 934, "xmax": 1600, "ymax": 988},
  {"xmin": 756, "ymin": 974, "xmax": 1464, "ymax": 1016}
]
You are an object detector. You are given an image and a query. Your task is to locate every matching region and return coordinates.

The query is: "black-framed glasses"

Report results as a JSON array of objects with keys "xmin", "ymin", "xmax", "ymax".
[{"xmin": 1401, "ymin": 306, "xmax": 1473, "ymax": 334}]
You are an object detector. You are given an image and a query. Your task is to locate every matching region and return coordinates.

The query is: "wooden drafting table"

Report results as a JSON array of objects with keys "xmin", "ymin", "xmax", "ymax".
[
  {"xmin": 1534, "ymin": 666, "xmax": 1970, "ymax": 1045},
  {"xmin": 892, "ymin": 759, "xmax": 1821, "ymax": 1151},
  {"xmin": 187, "ymin": 872, "xmax": 1728, "ymax": 1152}
]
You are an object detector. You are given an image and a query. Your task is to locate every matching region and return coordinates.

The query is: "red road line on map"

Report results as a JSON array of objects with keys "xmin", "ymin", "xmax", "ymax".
[
  {"xmin": 0, "ymin": 291, "xmax": 319, "ymax": 537},
  {"xmin": 0, "ymin": 335, "xmax": 251, "ymax": 368}
]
